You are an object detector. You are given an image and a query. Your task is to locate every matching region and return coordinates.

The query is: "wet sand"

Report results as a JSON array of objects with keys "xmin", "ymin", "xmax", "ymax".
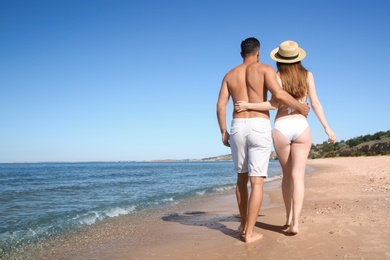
[{"xmin": 3, "ymin": 156, "xmax": 390, "ymax": 259}]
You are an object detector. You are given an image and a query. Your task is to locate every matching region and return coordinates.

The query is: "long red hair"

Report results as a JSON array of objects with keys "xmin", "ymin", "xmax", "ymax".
[{"xmin": 277, "ymin": 62, "xmax": 308, "ymax": 98}]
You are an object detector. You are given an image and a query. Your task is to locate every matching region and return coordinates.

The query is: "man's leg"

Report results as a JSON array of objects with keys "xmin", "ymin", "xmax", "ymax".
[
  {"xmin": 244, "ymin": 176, "xmax": 264, "ymax": 243},
  {"xmin": 244, "ymin": 118, "xmax": 272, "ymax": 243},
  {"xmin": 229, "ymin": 119, "xmax": 249, "ymax": 236},
  {"xmin": 236, "ymin": 172, "xmax": 248, "ymax": 235}
]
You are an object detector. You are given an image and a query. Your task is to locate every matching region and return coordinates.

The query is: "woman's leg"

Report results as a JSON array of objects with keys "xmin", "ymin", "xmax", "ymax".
[
  {"xmin": 272, "ymin": 129, "xmax": 293, "ymax": 226},
  {"xmin": 288, "ymin": 127, "xmax": 312, "ymax": 234}
]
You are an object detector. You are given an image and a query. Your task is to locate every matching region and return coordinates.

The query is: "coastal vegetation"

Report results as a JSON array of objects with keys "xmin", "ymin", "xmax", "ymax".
[{"xmin": 309, "ymin": 130, "xmax": 390, "ymax": 159}]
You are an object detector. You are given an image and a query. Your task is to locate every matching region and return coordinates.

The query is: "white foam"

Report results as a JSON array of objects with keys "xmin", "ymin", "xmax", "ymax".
[
  {"xmin": 78, "ymin": 211, "xmax": 102, "ymax": 225},
  {"xmin": 105, "ymin": 206, "xmax": 134, "ymax": 218},
  {"xmin": 196, "ymin": 190, "xmax": 206, "ymax": 195},
  {"xmin": 161, "ymin": 197, "xmax": 174, "ymax": 202},
  {"xmin": 213, "ymin": 185, "xmax": 235, "ymax": 192}
]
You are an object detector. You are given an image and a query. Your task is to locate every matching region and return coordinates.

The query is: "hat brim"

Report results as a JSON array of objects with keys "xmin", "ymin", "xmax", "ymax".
[{"xmin": 270, "ymin": 47, "xmax": 306, "ymax": 63}]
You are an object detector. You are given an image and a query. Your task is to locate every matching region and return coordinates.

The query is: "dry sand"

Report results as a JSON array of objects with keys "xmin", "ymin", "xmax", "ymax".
[{"xmin": 3, "ymin": 156, "xmax": 389, "ymax": 259}]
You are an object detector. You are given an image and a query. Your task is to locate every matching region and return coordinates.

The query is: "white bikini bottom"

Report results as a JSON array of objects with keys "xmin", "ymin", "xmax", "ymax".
[{"xmin": 274, "ymin": 117, "xmax": 309, "ymax": 142}]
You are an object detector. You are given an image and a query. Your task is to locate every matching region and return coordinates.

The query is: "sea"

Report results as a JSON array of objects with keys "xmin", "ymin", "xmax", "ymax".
[{"xmin": 0, "ymin": 160, "xmax": 282, "ymax": 252}]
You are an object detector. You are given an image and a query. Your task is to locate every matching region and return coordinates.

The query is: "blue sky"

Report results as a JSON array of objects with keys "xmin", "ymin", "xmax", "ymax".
[{"xmin": 1, "ymin": 0, "xmax": 389, "ymax": 163}]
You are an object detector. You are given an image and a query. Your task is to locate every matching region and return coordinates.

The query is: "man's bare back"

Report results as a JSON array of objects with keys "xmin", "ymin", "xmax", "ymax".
[
  {"xmin": 223, "ymin": 63, "xmax": 252, "ymax": 119},
  {"xmin": 245, "ymin": 61, "xmax": 275, "ymax": 119}
]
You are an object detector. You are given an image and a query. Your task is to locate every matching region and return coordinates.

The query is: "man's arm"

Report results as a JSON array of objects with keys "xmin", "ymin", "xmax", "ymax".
[
  {"xmin": 217, "ymin": 77, "xmax": 230, "ymax": 147},
  {"xmin": 264, "ymin": 66, "xmax": 309, "ymax": 117}
]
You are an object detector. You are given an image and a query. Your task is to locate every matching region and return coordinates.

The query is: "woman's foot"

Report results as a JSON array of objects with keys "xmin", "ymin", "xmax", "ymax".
[
  {"xmin": 286, "ymin": 225, "xmax": 299, "ymax": 235},
  {"xmin": 237, "ymin": 225, "xmax": 246, "ymax": 238},
  {"xmin": 284, "ymin": 217, "xmax": 292, "ymax": 227}
]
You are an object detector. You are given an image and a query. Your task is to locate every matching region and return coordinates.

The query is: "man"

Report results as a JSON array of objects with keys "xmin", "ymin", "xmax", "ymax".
[{"xmin": 216, "ymin": 37, "xmax": 309, "ymax": 243}]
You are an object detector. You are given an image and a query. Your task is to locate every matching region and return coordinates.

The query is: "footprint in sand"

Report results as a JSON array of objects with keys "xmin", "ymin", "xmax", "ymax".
[{"xmin": 277, "ymin": 238, "xmax": 294, "ymax": 247}]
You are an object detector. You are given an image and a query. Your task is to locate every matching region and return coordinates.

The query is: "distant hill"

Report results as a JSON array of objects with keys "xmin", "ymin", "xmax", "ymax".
[
  {"xmin": 203, "ymin": 130, "xmax": 390, "ymax": 161},
  {"xmin": 309, "ymin": 130, "xmax": 390, "ymax": 158},
  {"xmin": 338, "ymin": 137, "xmax": 390, "ymax": 157},
  {"xmin": 201, "ymin": 154, "xmax": 233, "ymax": 161}
]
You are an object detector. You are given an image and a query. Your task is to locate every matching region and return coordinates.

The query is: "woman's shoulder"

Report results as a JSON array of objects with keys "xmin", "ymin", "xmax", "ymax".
[
  {"xmin": 306, "ymin": 71, "xmax": 314, "ymax": 82},
  {"xmin": 276, "ymin": 73, "xmax": 282, "ymax": 86}
]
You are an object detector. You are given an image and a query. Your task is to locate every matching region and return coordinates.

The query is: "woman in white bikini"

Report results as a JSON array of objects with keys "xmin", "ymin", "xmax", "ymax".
[{"xmin": 235, "ymin": 40, "xmax": 336, "ymax": 234}]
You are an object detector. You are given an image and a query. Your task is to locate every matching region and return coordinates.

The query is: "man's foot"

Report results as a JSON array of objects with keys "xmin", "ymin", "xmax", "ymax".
[{"xmin": 245, "ymin": 232, "xmax": 263, "ymax": 243}]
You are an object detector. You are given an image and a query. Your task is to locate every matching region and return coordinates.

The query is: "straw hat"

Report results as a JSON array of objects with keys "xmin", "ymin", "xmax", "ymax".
[{"xmin": 270, "ymin": 40, "xmax": 306, "ymax": 63}]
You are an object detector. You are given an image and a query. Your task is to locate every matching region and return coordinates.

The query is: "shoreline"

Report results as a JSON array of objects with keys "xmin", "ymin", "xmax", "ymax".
[{"xmin": 2, "ymin": 156, "xmax": 389, "ymax": 259}]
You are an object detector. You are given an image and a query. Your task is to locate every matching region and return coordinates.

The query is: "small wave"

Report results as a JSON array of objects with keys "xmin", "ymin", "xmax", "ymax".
[
  {"xmin": 265, "ymin": 174, "xmax": 282, "ymax": 182},
  {"xmin": 151, "ymin": 197, "xmax": 175, "ymax": 206},
  {"xmin": 161, "ymin": 197, "xmax": 174, "ymax": 202},
  {"xmin": 196, "ymin": 190, "xmax": 206, "ymax": 195},
  {"xmin": 194, "ymin": 185, "xmax": 235, "ymax": 196},
  {"xmin": 75, "ymin": 211, "xmax": 103, "ymax": 226},
  {"xmin": 105, "ymin": 206, "xmax": 135, "ymax": 218},
  {"xmin": 213, "ymin": 185, "xmax": 235, "ymax": 192},
  {"xmin": 74, "ymin": 206, "xmax": 136, "ymax": 225}
]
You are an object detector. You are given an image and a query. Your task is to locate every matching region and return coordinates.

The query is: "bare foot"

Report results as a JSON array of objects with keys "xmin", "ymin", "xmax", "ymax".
[
  {"xmin": 286, "ymin": 226, "xmax": 299, "ymax": 235},
  {"xmin": 285, "ymin": 217, "xmax": 292, "ymax": 227},
  {"xmin": 237, "ymin": 226, "xmax": 246, "ymax": 238},
  {"xmin": 245, "ymin": 232, "xmax": 263, "ymax": 243}
]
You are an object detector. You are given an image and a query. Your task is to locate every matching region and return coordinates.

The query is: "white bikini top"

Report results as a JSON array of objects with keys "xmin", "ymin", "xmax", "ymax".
[{"xmin": 276, "ymin": 74, "xmax": 308, "ymax": 114}]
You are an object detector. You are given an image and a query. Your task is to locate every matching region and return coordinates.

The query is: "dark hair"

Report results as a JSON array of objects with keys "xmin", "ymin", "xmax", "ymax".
[{"xmin": 240, "ymin": 37, "xmax": 260, "ymax": 57}]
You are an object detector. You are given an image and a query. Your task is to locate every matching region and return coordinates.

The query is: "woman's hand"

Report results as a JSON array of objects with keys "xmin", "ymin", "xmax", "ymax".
[
  {"xmin": 325, "ymin": 128, "xmax": 337, "ymax": 143},
  {"xmin": 234, "ymin": 101, "xmax": 249, "ymax": 112}
]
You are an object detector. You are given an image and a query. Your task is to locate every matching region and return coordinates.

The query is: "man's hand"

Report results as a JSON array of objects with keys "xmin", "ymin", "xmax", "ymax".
[
  {"xmin": 222, "ymin": 131, "xmax": 230, "ymax": 147},
  {"xmin": 299, "ymin": 103, "xmax": 310, "ymax": 117}
]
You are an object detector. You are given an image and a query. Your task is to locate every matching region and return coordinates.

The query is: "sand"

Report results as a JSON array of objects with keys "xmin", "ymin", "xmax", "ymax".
[{"xmin": 2, "ymin": 156, "xmax": 389, "ymax": 259}]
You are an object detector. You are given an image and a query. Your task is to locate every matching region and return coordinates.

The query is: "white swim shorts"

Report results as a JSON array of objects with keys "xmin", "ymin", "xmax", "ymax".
[{"xmin": 229, "ymin": 118, "xmax": 272, "ymax": 177}]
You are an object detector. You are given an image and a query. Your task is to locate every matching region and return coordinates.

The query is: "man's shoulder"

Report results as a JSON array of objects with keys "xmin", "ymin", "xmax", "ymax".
[
  {"xmin": 249, "ymin": 62, "xmax": 273, "ymax": 70},
  {"xmin": 247, "ymin": 62, "xmax": 275, "ymax": 77},
  {"xmin": 225, "ymin": 64, "xmax": 244, "ymax": 78},
  {"xmin": 230, "ymin": 63, "xmax": 246, "ymax": 72}
]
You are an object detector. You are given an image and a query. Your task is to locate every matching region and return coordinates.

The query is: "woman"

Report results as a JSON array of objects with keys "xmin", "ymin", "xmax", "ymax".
[{"xmin": 235, "ymin": 40, "xmax": 336, "ymax": 234}]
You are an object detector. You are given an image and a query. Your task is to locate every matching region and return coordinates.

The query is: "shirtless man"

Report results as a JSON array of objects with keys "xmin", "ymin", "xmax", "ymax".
[{"xmin": 216, "ymin": 37, "xmax": 309, "ymax": 243}]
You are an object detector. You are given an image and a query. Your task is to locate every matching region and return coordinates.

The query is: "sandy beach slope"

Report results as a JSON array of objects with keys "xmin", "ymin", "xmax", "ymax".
[{"xmin": 4, "ymin": 156, "xmax": 389, "ymax": 259}]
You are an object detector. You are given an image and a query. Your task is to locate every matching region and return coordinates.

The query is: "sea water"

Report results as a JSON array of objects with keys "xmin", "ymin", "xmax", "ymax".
[{"xmin": 0, "ymin": 161, "xmax": 282, "ymax": 251}]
